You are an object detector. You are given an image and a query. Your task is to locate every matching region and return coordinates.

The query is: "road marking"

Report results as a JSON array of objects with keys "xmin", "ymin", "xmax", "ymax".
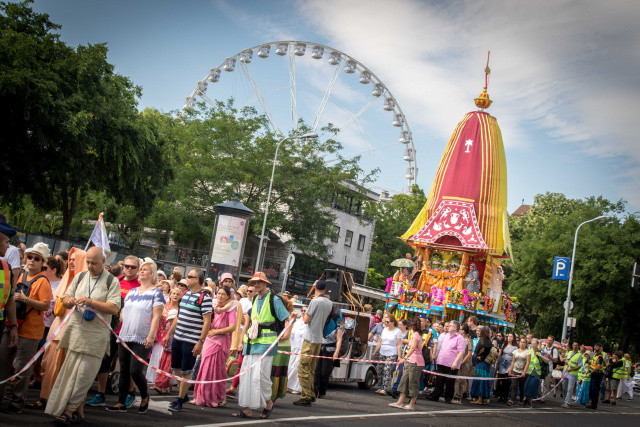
[{"xmin": 186, "ymin": 406, "xmax": 640, "ymax": 426}]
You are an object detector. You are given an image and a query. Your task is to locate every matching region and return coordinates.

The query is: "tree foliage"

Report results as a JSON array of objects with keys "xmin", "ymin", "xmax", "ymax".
[
  {"xmin": 364, "ymin": 185, "xmax": 427, "ymax": 287},
  {"xmin": 146, "ymin": 100, "xmax": 375, "ymax": 255},
  {"xmin": 507, "ymin": 192, "xmax": 640, "ymax": 353},
  {"xmin": 0, "ymin": 2, "xmax": 173, "ymax": 238}
]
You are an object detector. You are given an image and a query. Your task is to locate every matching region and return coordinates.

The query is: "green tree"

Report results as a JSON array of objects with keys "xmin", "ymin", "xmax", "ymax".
[
  {"xmin": 147, "ymin": 100, "xmax": 374, "ymax": 255},
  {"xmin": 0, "ymin": 2, "xmax": 173, "ymax": 238},
  {"xmin": 507, "ymin": 192, "xmax": 640, "ymax": 353},
  {"xmin": 364, "ymin": 185, "xmax": 427, "ymax": 287}
]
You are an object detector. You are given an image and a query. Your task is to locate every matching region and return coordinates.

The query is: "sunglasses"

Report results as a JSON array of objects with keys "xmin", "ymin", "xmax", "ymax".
[
  {"xmin": 178, "ymin": 283, "xmax": 187, "ymax": 287},
  {"xmin": 187, "ymin": 275, "xmax": 198, "ymax": 279},
  {"xmin": 124, "ymin": 264, "xmax": 138, "ymax": 269},
  {"xmin": 27, "ymin": 254, "xmax": 43, "ymax": 262}
]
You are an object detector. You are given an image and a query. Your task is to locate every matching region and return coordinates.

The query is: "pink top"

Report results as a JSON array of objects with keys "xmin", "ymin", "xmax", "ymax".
[
  {"xmin": 436, "ymin": 332, "xmax": 467, "ymax": 368},
  {"xmin": 407, "ymin": 332, "xmax": 425, "ymax": 365}
]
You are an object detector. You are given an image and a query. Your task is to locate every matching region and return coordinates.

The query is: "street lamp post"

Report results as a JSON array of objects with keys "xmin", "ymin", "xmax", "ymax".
[
  {"xmin": 255, "ymin": 132, "xmax": 317, "ymax": 272},
  {"xmin": 561, "ymin": 215, "xmax": 607, "ymax": 341}
]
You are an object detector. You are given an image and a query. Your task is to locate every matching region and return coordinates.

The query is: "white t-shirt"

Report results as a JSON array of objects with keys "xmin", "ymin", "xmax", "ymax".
[
  {"xmin": 119, "ymin": 287, "xmax": 165, "ymax": 344},
  {"xmin": 380, "ymin": 327, "xmax": 403, "ymax": 356},
  {"xmin": 0, "ymin": 245, "xmax": 20, "ymax": 269},
  {"xmin": 239, "ymin": 297, "xmax": 252, "ymax": 314}
]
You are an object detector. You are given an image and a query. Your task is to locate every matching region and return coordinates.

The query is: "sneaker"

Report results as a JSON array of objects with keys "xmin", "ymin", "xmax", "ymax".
[
  {"xmin": 602, "ymin": 399, "xmax": 610, "ymax": 404},
  {"xmin": 125, "ymin": 394, "xmax": 136, "ymax": 408},
  {"xmin": 138, "ymin": 397, "xmax": 149, "ymax": 414},
  {"xmin": 292, "ymin": 398, "xmax": 312, "ymax": 406},
  {"xmin": 87, "ymin": 393, "xmax": 106, "ymax": 407},
  {"xmin": 106, "ymin": 404, "xmax": 127, "ymax": 412},
  {"xmin": 561, "ymin": 403, "xmax": 569, "ymax": 408},
  {"xmin": 168, "ymin": 397, "xmax": 183, "ymax": 412},
  {"xmin": 523, "ymin": 403, "xmax": 532, "ymax": 408}
]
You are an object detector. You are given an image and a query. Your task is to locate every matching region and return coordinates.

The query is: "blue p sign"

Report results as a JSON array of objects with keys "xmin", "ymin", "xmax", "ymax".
[{"xmin": 552, "ymin": 257, "xmax": 571, "ymax": 280}]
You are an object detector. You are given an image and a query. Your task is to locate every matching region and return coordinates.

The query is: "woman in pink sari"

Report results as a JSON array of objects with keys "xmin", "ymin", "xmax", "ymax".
[{"xmin": 194, "ymin": 285, "xmax": 237, "ymax": 407}]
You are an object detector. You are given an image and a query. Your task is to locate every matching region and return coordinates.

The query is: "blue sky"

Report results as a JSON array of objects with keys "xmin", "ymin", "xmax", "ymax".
[{"xmin": 29, "ymin": 0, "xmax": 640, "ymax": 214}]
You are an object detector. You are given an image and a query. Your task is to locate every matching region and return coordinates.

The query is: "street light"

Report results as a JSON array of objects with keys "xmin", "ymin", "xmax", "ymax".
[
  {"xmin": 255, "ymin": 132, "xmax": 318, "ymax": 271},
  {"xmin": 561, "ymin": 215, "xmax": 608, "ymax": 341}
]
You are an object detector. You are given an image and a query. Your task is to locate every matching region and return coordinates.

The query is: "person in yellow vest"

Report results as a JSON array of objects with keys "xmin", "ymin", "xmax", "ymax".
[
  {"xmin": 0, "ymin": 222, "xmax": 19, "ymax": 349},
  {"xmin": 586, "ymin": 342, "xmax": 606, "ymax": 409},
  {"xmin": 561, "ymin": 341, "xmax": 583, "ymax": 408},
  {"xmin": 522, "ymin": 338, "xmax": 550, "ymax": 408},
  {"xmin": 233, "ymin": 272, "xmax": 297, "ymax": 419},
  {"xmin": 617, "ymin": 353, "xmax": 633, "ymax": 401},
  {"xmin": 604, "ymin": 350, "xmax": 625, "ymax": 405}
]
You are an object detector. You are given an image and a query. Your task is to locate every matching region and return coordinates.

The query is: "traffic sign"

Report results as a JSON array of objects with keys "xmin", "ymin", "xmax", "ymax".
[
  {"xmin": 567, "ymin": 317, "xmax": 577, "ymax": 327},
  {"xmin": 563, "ymin": 300, "xmax": 574, "ymax": 311},
  {"xmin": 552, "ymin": 256, "xmax": 571, "ymax": 280}
]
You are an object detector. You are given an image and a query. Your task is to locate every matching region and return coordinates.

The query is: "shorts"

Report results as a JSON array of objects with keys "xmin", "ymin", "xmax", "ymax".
[
  {"xmin": 171, "ymin": 339, "xmax": 197, "ymax": 374},
  {"xmin": 98, "ymin": 332, "xmax": 118, "ymax": 374},
  {"xmin": 607, "ymin": 378, "xmax": 620, "ymax": 391}
]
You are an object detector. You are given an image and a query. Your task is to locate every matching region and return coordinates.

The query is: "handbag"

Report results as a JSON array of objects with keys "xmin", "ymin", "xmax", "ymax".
[
  {"xmin": 53, "ymin": 297, "xmax": 66, "ymax": 317},
  {"xmin": 552, "ymin": 369, "xmax": 563, "ymax": 379},
  {"xmin": 247, "ymin": 320, "xmax": 259, "ymax": 340}
]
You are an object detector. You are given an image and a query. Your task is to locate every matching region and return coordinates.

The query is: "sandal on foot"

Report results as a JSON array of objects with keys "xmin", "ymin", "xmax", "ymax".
[
  {"xmin": 71, "ymin": 413, "xmax": 85, "ymax": 424},
  {"xmin": 231, "ymin": 410, "xmax": 251, "ymax": 418},
  {"xmin": 388, "ymin": 402, "xmax": 403, "ymax": 409},
  {"xmin": 260, "ymin": 408, "xmax": 272, "ymax": 419},
  {"xmin": 54, "ymin": 414, "xmax": 72, "ymax": 426},
  {"xmin": 25, "ymin": 399, "xmax": 46, "ymax": 409},
  {"xmin": 402, "ymin": 405, "xmax": 415, "ymax": 410}
]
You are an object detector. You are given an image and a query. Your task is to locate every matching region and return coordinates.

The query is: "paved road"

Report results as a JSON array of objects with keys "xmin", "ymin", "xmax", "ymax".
[{"xmin": 3, "ymin": 382, "xmax": 639, "ymax": 426}]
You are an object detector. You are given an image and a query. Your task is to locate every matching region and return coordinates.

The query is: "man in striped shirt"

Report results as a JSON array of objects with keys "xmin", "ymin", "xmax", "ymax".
[{"xmin": 164, "ymin": 268, "xmax": 212, "ymax": 412}]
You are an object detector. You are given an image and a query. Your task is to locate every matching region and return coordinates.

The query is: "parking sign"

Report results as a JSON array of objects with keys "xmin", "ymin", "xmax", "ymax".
[{"xmin": 552, "ymin": 256, "xmax": 571, "ymax": 280}]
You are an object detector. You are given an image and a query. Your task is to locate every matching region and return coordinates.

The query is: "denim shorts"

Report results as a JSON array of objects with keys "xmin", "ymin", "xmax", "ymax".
[{"xmin": 171, "ymin": 339, "xmax": 197, "ymax": 374}]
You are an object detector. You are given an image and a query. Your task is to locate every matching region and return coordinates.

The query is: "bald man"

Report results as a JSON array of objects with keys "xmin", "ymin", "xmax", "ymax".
[{"xmin": 45, "ymin": 247, "xmax": 121, "ymax": 424}]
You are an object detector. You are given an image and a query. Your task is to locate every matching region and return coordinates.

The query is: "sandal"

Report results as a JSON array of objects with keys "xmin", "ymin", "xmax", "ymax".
[
  {"xmin": 231, "ymin": 410, "xmax": 251, "ymax": 418},
  {"xmin": 25, "ymin": 399, "xmax": 46, "ymax": 409},
  {"xmin": 54, "ymin": 413, "xmax": 72, "ymax": 426},
  {"xmin": 71, "ymin": 413, "xmax": 85, "ymax": 424},
  {"xmin": 260, "ymin": 408, "xmax": 272, "ymax": 419},
  {"xmin": 388, "ymin": 402, "xmax": 403, "ymax": 409},
  {"xmin": 402, "ymin": 405, "xmax": 415, "ymax": 410}
]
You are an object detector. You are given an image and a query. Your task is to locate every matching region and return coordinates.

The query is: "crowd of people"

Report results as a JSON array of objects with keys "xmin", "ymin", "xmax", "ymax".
[
  {"xmin": 366, "ymin": 314, "xmax": 635, "ymax": 411},
  {"xmin": 0, "ymin": 216, "xmax": 637, "ymax": 425}
]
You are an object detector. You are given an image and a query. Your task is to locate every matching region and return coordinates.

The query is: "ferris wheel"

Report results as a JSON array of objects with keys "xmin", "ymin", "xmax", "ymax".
[{"xmin": 183, "ymin": 41, "xmax": 417, "ymax": 192}]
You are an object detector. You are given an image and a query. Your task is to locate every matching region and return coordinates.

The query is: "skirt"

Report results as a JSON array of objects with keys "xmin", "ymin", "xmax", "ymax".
[
  {"xmin": 271, "ymin": 343, "xmax": 291, "ymax": 400},
  {"xmin": 470, "ymin": 361, "xmax": 491, "ymax": 399},
  {"xmin": 145, "ymin": 342, "xmax": 164, "ymax": 383},
  {"xmin": 524, "ymin": 373, "xmax": 541, "ymax": 399},
  {"xmin": 287, "ymin": 347, "xmax": 302, "ymax": 392},
  {"xmin": 577, "ymin": 380, "xmax": 591, "ymax": 405}
]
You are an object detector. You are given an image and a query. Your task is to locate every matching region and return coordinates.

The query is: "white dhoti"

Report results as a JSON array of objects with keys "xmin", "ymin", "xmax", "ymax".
[
  {"xmin": 287, "ymin": 348, "xmax": 302, "ymax": 392},
  {"xmin": 146, "ymin": 342, "xmax": 163, "ymax": 383},
  {"xmin": 45, "ymin": 350, "xmax": 102, "ymax": 417},
  {"xmin": 238, "ymin": 354, "xmax": 273, "ymax": 409}
]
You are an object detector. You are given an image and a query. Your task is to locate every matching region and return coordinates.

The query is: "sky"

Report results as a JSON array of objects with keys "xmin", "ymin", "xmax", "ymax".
[{"xmin": 28, "ymin": 0, "xmax": 640, "ymax": 214}]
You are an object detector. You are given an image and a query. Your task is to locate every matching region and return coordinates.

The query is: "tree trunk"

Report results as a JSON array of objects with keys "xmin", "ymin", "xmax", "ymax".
[{"xmin": 60, "ymin": 179, "xmax": 78, "ymax": 239}]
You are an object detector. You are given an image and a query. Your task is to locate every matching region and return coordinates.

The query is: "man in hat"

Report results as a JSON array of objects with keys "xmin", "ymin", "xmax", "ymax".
[
  {"xmin": 293, "ymin": 280, "xmax": 332, "ymax": 406},
  {"xmin": 0, "ymin": 242, "xmax": 53, "ymax": 413},
  {"xmin": 45, "ymin": 246, "xmax": 120, "ymax": 424},
  {"xmin": 0, "ymin": 221, "xmax": 18, "ymax": 348},
  {"xmin": 234, "ymin": 272, "xmax": 296, "ymax": 418}
]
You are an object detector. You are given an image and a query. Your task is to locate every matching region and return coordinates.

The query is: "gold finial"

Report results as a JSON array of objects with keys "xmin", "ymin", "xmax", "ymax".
[{"xmin": 474, "ymin": 51, "xmax": 493, "ymax": 109}]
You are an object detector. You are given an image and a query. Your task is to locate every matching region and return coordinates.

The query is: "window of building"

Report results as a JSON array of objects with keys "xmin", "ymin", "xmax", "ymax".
[
  {"xmin": 331, "ymin": 225, "xmax": 340, "ymax": 242},
  {"xmin": 357, "ymin": 234, "xmax": 366, "ymax": 251},
  {"xmin": 345, "ymin": 230, "xmax": 353, "ymax": 247}
]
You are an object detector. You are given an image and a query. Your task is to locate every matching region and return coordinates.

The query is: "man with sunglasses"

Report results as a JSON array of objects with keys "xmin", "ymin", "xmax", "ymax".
[
  {"xmin": 88, "ymin": 255, "xmax": 141, "ymax": 408},
  {"xmin": 0, "ymin": 242, "xmax": 53, "ymax": 413}
]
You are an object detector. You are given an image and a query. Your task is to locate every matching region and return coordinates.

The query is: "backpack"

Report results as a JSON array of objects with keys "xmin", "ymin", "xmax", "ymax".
[
  {"xmin": 539, "ymin": 355, "xmax": 550, "ymax": 378},
  {"xmin": 15, "ymin": 274, "xmax": 48, "ymax": 323},
  {"xmin": 323, "ymin": 301, "xmax": 341, "ymax": 338},
  {"xmin": 484, "ymin": 346, "xmax": 499, "ymax": 365}
]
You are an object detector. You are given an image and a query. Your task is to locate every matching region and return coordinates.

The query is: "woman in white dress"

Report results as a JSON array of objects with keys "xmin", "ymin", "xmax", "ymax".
[{"xmin": 287, "ymin": 306, "xmax": 308, "ymax": 393}]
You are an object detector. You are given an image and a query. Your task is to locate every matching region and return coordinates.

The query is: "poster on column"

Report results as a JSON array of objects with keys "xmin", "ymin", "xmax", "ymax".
[{"xmin": 210, "ymin": 215, "xmax": 246, "ymax": 267}]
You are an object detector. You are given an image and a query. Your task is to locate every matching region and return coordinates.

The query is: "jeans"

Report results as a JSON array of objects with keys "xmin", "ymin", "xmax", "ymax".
[
  {"xmin": 510, "ymin": 374, "xmax": 526, "ymax": 402},
  {"xmin": 563, "ymin": 373, "xmax": 578, "ymax": 405}
]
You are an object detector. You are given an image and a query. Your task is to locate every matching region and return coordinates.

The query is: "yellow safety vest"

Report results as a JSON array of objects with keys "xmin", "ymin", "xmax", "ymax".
[
  {"xmin": 243, "ymin": 292, "xmax": 279, "ymax": 347},
  {"xmin": 0, "ymin": 260, "xmax": 11, "ymax": 322},
  {"xmin": 527, "ymin": 349, "xmax": 542, "ymax": 375},
  {"xmin": 612, "ymin": 361, "xmax": 628, "ymax": 379},
  {"xmin": 565, "ymin": 350, "xmax": 582, "ymax": 373}
]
